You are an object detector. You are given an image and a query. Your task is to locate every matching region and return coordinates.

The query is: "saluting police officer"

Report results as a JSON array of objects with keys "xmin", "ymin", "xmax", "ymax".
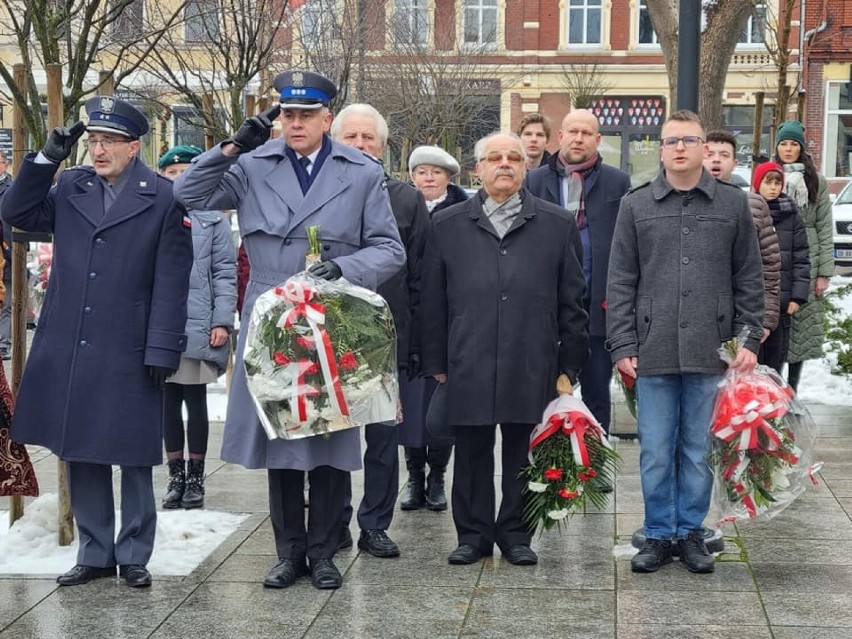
[
  {"xmin": 1, "ymin": 96, "xmax": 193, "ymax": 588},
  {"xmin": 174, "ymin": 70, "xmax": 405, "ymax": 590}
]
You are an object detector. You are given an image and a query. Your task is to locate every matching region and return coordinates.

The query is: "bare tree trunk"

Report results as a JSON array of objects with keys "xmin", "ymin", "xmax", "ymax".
[{"xmin": 647, "ymin": 0, "xmax": 755, "ymax": 126}]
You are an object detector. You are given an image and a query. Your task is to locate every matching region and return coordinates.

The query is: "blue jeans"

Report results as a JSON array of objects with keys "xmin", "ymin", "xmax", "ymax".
[{"xmin": 636, "ymin": 373, "xmax": 723, "ymax": 540}]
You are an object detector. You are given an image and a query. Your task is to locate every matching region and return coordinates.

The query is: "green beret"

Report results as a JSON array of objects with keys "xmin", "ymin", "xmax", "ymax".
[{"xmin": 158, "ymin": 145, "xmax": 203, "ymax": 169}]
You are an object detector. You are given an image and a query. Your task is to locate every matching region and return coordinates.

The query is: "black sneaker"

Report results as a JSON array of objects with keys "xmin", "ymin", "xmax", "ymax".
[
  {"xmin": 677, "ymin": 530, "xmax": 715, "ymax": 573},
  {"xmin": 357, "ymin": 529, "xmax": 400, "ymax": 558},
  {"xmin": 631, "ymin": 538, "xmax": 673, "ymax": 573}
]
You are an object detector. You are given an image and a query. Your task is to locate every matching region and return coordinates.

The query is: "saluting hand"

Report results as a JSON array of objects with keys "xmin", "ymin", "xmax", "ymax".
[
  {"xmin": 42, "ymin": 120, "xmax": 86, "ymax": 164},
  {"xmin": 226, "ymin": 104, "xmax": 281, "ymax": 153}
]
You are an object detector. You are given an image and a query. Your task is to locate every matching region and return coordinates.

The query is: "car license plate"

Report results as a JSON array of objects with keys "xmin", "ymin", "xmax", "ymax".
[{"xmin": 835, "ymin": 249, "xmax": 852, "ymax": 258}]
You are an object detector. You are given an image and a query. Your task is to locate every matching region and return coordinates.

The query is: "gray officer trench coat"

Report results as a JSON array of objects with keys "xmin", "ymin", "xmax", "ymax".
[{"xmin": 174, "ymin": 138, "xmax": 405, "ymax": 471}]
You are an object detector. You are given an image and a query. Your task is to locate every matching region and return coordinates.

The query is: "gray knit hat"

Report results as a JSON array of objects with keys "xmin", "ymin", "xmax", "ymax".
[{"xmin": 408, "ymin": 145, "xmax": 460, "ymax": 176}]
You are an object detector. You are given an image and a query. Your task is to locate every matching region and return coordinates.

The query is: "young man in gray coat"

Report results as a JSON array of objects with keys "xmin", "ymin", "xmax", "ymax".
[
  {"xmin": 174, "ymin": 71, "xmax": 404, "ymax": 590},
  {"xmin": 606, "ymin": 110, "xmax": 764, "ymax": 574}
]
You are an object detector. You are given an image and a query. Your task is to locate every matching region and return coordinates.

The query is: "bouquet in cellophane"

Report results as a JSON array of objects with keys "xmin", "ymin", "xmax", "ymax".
[
  {"xmin": 243, "ymin": 272, "xmax": 398, "ymax": 440},
  {"xmin": 522, "ymin": 375, "xmax": 620, "ymax": 532},
  {"xmin": 710, "ymin": 335, "xmax": 823, "ymax": 526},
  {"xmin": 28, "ymin": 243, "xmax": 53, "ymax": 322}
]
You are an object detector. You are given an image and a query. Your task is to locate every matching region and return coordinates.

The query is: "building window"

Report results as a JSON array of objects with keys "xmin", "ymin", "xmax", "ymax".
[
  {"xmin": 738, "ymin": 2, "xmax": 765, "ymax": 46},
  {"xmin": 300, "ymin": 1, "xmax": 337, "ymax": 50},
  {"xmin": 568, "ymin": 0, "xmax": 601, "ymax": 45},
  {"xmin": 463, "ymin": 0, "xmax": 497, "ymax": 47},
  {"xmin": 111, "ymin": 0, "xmax": 144, "ymax": 41},
  {"xmin": 185, "ymin": 0, "xmax": 220, "ymax": 42},
  {"xmin": 721, "ymin": 103, "xmax": 775, "ymax": 167},
  {"xmin": 172, "ymin": 106, "xmax": 208, "ymax": 149},
  {"xmin": 393, "ymin": 0, "xmax": 429, "ymax": 45},
  {"xmin": 637, "ymin": 0, "xmax": 658, "ymax": 46},
  {"xmin": 825, "ymin": 82, "xmax": 852, "ymax": 178}
]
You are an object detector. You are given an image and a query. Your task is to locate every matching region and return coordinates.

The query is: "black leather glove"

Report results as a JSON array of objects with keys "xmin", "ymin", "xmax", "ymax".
[
  {"xmin": 226, "ymin": 104, "xmax": 281, "ymax": 152},
  {"xmin": 408, "ymin": 353, "xmax": 422, "ymax": 378},
  {"xmin": 146, "ymin": 365, "xmax": 176, "ymax": 389},
  {"xmin": 42, "ymin": 120, "xmax": 86, "ymax": 163},
  {"xmin": 308, "ymin": 260, "xmax": 342, "ymax": 281}
]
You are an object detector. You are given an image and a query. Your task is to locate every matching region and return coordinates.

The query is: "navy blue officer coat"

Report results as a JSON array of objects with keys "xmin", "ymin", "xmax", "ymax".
[
  {"xmin": 174, "ymin": 137, "xmax": 404, "ymax": 471},
  {"xmin": 1, "ymin": 156, "xmax": 193, "ymax": 467}
]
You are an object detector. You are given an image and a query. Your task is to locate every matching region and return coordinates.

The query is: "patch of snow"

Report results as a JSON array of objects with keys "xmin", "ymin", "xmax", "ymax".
[{"xmin": 0, "ymin": 494, "xmax": 247, "ymax": 577}]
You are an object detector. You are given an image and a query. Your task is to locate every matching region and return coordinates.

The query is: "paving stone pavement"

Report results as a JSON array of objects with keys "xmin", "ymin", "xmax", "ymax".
[{"xmin": 1, "ymin": 398, "xmax": 851, "ymax": 638}]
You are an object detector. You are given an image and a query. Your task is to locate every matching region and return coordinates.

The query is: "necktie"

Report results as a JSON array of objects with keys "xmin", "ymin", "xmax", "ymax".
[{"xmin": 299, "ymin": 156, "xmax": 311, "ymax": 175}]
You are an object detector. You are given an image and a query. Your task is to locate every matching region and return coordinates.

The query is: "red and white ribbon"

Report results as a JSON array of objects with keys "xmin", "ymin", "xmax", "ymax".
[
  {"xmin": 529, "ymin": 395, "xmax": 611, "ymax": 466},
  {"xmin": 275, "ymin": 281, "xmax": 350, "ymax": 421}
]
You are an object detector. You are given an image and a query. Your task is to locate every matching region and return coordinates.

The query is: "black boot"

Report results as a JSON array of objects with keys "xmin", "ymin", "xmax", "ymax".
[
  {"xmin": 425, "ymin": 446, "xmax": 450, "ymax": 511},
  {"xmin": 162, "ymin": 459, "xmax": 185, "ymax": 509},
  {"xmin": 425, "ymin": 470, "xmax": 447, "ymax": 511},
  {"xmin": 400, "ymin": 470, "xmax": 426, "ymax": 510},
  {"xmin": 182, "ymin": 459, "xmax": 205, "ymax": 509}
]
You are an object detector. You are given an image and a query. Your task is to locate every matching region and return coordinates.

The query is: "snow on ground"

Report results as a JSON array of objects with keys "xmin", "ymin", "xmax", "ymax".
[{"xmin": 0, "ymin": 494, "xmax": 247, "ymax": 577}]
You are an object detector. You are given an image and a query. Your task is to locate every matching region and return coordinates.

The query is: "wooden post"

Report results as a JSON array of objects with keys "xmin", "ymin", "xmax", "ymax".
[
  {"xmin": 202, "ymin": 94, "xmax": 215, "ymax": 150},
  {"xmin": 46, "ymin": 64, "xmax": 75, "ymax": 546},
  {"xmin": 98, "ymin": 70, "xmax": 115, "ymax": 96},
  {"xmin": 7, "ymin": 64, "xmax": 27, "ymax": 527},
  {"xmin": 245, "ymin": 94, "xmax": 256, "ymax": 118},
  {"xmin": 257, "ymin": 96, "xmax": 269, "ymax": 113},
  {"xmin": 751, "ymin": 91, "xmax": 764, "ymax": 167}
]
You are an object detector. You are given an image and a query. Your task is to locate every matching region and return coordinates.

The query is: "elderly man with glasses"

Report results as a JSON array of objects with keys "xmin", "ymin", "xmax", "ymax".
[
  {"xmin": 421, "ymin": 131, "xmax": 588, "ymax": 567},
  {"xmin": 1, "ymin": 95, "xmax": 193, "ymax": 588},
  {"xmin": 606, "ymin": 110, "xmax": 764, "ymax": 575}
]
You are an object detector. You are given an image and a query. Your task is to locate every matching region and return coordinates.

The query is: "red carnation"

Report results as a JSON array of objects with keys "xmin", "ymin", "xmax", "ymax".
[
  {"xmin": 303, "ymin": 361, "xmax": 320, "ymax": 376},
  {"xmin": 339, "ymin": 351, "xmax": 358, "ymax": 371},
  {"xmin": 586, "ymin": 468, "xmax": 597, "ymax": 478},
  {"xmin": 296, "ymin": 335, "xmax": 315, "ymax": 349},
  {"xmin": 558, "ymin": 488, "xmax": 580, "ymax": 499},
  {"xmin": 273, "ymin": 352, "xmax": 290, "ymax": 366},
  {"xmin": 578, "ymin": 472, "xmax": 591, "ymax": 482},
  {"xmin": 543, "ymin": 467, "xmax": 563, "ymax": 481}
]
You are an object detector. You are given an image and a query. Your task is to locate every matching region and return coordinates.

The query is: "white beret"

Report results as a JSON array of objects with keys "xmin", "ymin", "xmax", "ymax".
[{"xmin": 408, "ymin": 145, "xmax": 460, "ymax": 176}]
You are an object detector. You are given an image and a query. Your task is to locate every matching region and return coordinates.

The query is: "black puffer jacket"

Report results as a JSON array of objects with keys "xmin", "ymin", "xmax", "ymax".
[{"xmin": 766, "ymin": 193, "xmax": 811, "ymax": 309}]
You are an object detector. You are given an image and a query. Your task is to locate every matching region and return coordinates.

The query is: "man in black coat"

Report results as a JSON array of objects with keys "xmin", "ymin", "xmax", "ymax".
[
  {"xmin": 421, "ymin": 132, "xmax": 589, "ymax": 566},
  {"xmin": 331, "ymin": 104, "xmax": 428, "ymax": 558},
  {"xmin": 525, "ymin": 109, "xmax": 631, "ymax": 438}
]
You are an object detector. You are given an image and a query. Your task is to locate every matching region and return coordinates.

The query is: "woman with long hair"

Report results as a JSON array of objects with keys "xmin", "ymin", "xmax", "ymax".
[{"xmin": 773, "ymin": 120, "xmax": 835, "ymax": 390}]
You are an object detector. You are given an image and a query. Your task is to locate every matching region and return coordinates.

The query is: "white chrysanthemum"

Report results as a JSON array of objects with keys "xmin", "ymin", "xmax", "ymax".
[
  {"xmin": 527, "ymin": 481, "xmax": 547, "ymax": 493},
  {"xmin": 547, "ymin": 508, "xmax": 569, "ymax": 520}
]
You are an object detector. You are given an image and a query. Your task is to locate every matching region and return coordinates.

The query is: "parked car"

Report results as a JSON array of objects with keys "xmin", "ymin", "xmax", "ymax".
[
  {"xmin": 832, "ymin": 180, "xmax": 852, "ymax": 265},
  {"xmin": 731, "ymin": 166, "xmax": 752, "ymax": 191}
]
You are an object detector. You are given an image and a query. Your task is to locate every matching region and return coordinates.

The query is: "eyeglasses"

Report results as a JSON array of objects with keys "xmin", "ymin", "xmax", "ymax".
[
  {"xmin": 83, "ymin": 138, "xmax": 131, "ymax": 150},
  {"xmin": 662, "ymin": 136, "xmax": 704, "ymax": 149},
  {"xmin": 413, "ymin": 167, "xmax": 448, "ymax": 178},
  {"xmin": 479, "ymin": 151, "xmax": 524, "ymax": 164}
]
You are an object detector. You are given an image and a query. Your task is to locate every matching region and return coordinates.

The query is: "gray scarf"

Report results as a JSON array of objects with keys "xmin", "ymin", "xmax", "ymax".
[{"xmin": 482, "ymin": 192, "xmax": 522, "ymax": 239}]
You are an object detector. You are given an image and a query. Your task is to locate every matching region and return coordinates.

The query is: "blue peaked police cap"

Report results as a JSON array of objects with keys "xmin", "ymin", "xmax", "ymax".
[
  {"xmin": 273, "ymin": 70, "xmax": 337, "ymax": 109},
  {"xmin": 85, "ymin": 95, "xmax": 149, "ymax": 138}
]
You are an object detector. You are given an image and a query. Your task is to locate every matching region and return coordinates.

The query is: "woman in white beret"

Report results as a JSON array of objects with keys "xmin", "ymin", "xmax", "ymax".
[
  {"xmin": 397, "ymin": 145, "xmax": 468, "ymax": 513},
  {"xmin": 409, "ymin": 145, "xmax": 468, "ymax": 216}
]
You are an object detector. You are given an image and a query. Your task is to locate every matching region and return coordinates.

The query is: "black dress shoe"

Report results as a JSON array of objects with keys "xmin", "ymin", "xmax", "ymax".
[
  {"xmin": 56, "ymin": 564, "xmax": 116, "ymax": 586},
  {"xmin": 338, "ymin": 527, "xmax": 353, "ymax": 551},
  {"xmin": 358, "ymin": 530, "xmax": 400, "ymax": 558},
  {"xmin": 502, "ymin": 545, "xmax": 538, "ymax": 565},
  {"xmin": 310, "ymin": 558, "xmax": 343, "ymax": 590},
  {"xmin": 263, "ymin": 558, "xmax": 309, "ymax": 589},
  {"xmin": 119, "ymin": 564, "xmax": 152, "ymax": 588},
  {"xmin": 447, "ymin": 544, "xmax": 491, "ymax": 565}
]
